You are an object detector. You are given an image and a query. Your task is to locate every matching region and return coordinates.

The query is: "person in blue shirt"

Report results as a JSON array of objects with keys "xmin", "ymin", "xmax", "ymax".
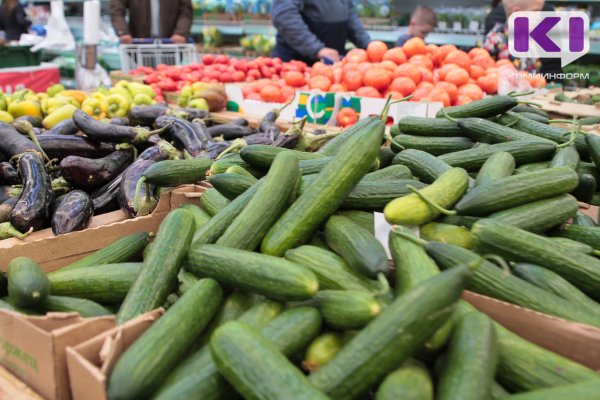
[
  {"xmin": 396, "ymin": 6, "xmax": 436, "ymax": 47},
  {"xmin": 271, "ymin": 0, "xmax": 371, "ymax": 64}
]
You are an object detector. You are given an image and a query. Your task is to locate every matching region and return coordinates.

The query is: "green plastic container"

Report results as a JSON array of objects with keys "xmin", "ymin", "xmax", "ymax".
[{"xmin": 0, "ymin": 46, "xmax": 41, "ymax": 68}]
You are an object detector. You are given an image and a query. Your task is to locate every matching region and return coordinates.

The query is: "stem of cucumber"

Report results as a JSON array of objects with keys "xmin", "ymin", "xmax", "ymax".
[
  {"xmin": 482, "ymin": 254, "xmax": 511, "ymax": 274},
  {"xmin": 390, "ymin": 225, "xmax": 427, "ymax": 246},
  {"xmin": 440, "ymin": 108, "xmax": 458, "ymax": 123},
  {"xmin": 373, "ymin": 272, "xmax": 391, "ymax": 298},
  {"xmin": 510, "ymin": 90, "xmax": 535, "ymax": 97},
  {"xmin": 406, "ymin": 185, "xmax": 457, "ymax": 216}
]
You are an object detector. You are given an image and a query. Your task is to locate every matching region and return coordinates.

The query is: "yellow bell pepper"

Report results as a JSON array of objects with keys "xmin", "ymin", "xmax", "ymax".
[
  {"xmin": 0, "ymin": 110, "xmax": 13, "ymax": 123},
  {"xmin": 60, "ymin": 90, "xmax": 88, "ymax": 105},
  {"xmin": 46, "ymin": 84, "xmax": 65, "ymax": 97},
  {"xmin": 106, "ymin": 93, "xmax": 130, "ymax": 118},
  {"xmin": 109, "ymin": 86, "xmax": 132, "ymax": 103},
  {"xmin": 91, "ymin": 92, "xmax": 107, "ymax": 102},
  {"xmin": 8, "ymin": 100, "xmax": 43, "ymax": 119},
  {"xmin": 42, "ymin": 97, "xmax": 70, "ymax": 115},
  {"xmin": 0, "ymin": 93, "xmax": 7, "ymax": 112},
  {"xmin": 42, "ymin": 104, "xmax": 77, "ymax": 129},
  {"xmin": 128, "ymin": 82, "xmax": 156, "ymax": 99},
  {"xmin": 187, "ymin": 98, "xmax": 209, "ymax": 111},
  {"xmin": 54, "ymin": 95, "xmax": 80, "ymax": 108},
  {"xmin": 81, "ymin": 97, "xmax": 107, "ymax": 120},
  {"xmin": 178, "ymin": 85, "xmax": 192, "ymax": 107},
  {"xmin": 96, "ymin": 84, "xmax": 109, "ymax": 95},
  {"xmin": 132, "ymin": 93, "xmax": 153, "ymax": 106}
]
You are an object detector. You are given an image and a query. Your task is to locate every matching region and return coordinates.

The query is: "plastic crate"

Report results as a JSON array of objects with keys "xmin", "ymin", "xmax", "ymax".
[
  {"xmin": 0, "ymin": 45, "xmax": 41, "ymax": 68},
  {"xmin": 119, "ymin": 40, "xmax": 198, "ymax": 73}
]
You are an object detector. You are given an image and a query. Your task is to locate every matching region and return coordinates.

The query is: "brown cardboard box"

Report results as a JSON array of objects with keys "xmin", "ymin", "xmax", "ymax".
[
  {"xmin": 0, "ymin": 185, "xmax": 205, "ymax": 273},
  {"xmin": 0, "ymin": 365, "xmax": 45, "ymax": 399},
  {"xmin": 66, "ymin": 309, "xmax": 164, "ymax": 400},
  {"xmin": 0, "ymin": 311, "xmax": 115, "ymax": 400}
]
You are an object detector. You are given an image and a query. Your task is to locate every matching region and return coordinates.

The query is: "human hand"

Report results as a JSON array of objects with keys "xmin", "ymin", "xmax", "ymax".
[
  {"xmin": 317, "ymin": 47, "xmax": 340, "ymax": 62},
  {"xmin": 119, "ymin": 34, "xmax": 132, "ymax": 44},
  {"xmin": 171, "ymin": 34, "xmax": 187, "ymax": 44}
]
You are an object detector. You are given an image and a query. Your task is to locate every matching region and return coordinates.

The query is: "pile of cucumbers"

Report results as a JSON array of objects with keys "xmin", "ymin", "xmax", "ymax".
[{"xmin": 2, "ymin": 95, "xmax": 600, "ymax": 399}]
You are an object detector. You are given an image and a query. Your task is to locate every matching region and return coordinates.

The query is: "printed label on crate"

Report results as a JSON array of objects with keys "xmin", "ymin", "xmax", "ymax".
[
  {"xmin": 0, "ymin": 65, "xmax": 60, "ymax": 93},
  {"xmin": 294, "ymin": 92, "xmax": 336, "ymax": 125}
]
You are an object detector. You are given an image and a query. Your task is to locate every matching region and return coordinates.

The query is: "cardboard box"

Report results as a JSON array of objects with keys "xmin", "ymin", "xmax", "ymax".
[
  {"xmin": 0, "ymin": 365, "xmax": 45, "ymax": 400},
  {"xmin": 533, "ymin": 89, "xmax": 600, "ymax": 118},
  {"xmin": 66, "ymin": 309, "xmax": 164, "ymax": 400},
  {"xmin": 0, "ymin": 185, "xmax": 205, "ymax": 273},
  {"xmin": 108, "ymin": 70, "xmax": 145, "ymax": 86},
  {"xmin": 0, "ymin": 311, "xmax": 115, "ymax": 400}
]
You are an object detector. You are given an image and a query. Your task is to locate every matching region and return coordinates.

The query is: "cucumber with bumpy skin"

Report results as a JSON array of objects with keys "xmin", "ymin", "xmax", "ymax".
[
  {"xmin": 475, "ymin": 152, "xmax": 515, "ymax": 188},
  {"xmin": 551, "ymin": 224, "xmax": 600, "ymax": 251},
  {"xmin": 302, "ymin": 332, "xmax": 345, "ymax": 372},
  {"xmin": 505, "ymin": 380, "xmax": 600, "ymax": 400},
  {"xmin": 375, "ymin": 360, "xmax": 433, "ymax": 400},
  {"xmin": 391, "ymin": 134, "xmax": 474, "ymax": 155},
  {"xmin": 43, "ymin": 295, "xmax": 112, "ymax": 317},
  {"xmin": 199, "ymin": 188, "xmax": 230, "ymax": 216},
  {"xmin": 392, "ymin": 149, "xmax": 451, "ymax": 183},
  {"xmin": 436, "ymin": 95, "xmax": 518, "ymax": 118},
  {"xmin": 397, "ymin": 116, "xmax": 464, "ymax": 137},
  {"xmin": 208, "ymin": 173, "xmax": 255, "ymax": 200},
  {"xmin": 311, "ymin": 290, "xmax": 381, "ymax": 330},
  {"xmin": 7, "ymin": 257, "xmax": 49, "ymax": 309}
]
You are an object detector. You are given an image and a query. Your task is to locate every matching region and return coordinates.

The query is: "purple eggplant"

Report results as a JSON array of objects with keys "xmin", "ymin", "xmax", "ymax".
[
  {"xmin": 180, "ymin": 107, "xmax": 209, "ymax": 121},
  {"xmin": 118, "ymin": 159, "xmax": 157, "ymax": 218},
  {"xmin": 0, "ymin": 122, "xmax": 41, "ymax": 158},
  {"xmin": 59, "ymin": 149, "xmax": 134, "ymax": 190},
  {"xmin": 45, "ymin": 118, "xmax": 79, "ymax": 135},
  {"xmin": 0, "ymin": 196, "xmax": 18, "ymax": 223},
  {"xmin": 15, "ymin": 115, "xmax": 42, "ymax": 128},
  {"xmin": 0, "ymin": 162, "xmax": 19, "ymax": 185},
  {"xmin": 190, "ymin": 119, "xmax": 213, "ymax": 146},
  {"xmin": 0, "ymin": 185, "xmax": 20, "ymax": 204},
  {"xmin": 197, "ymin": 141, "xmax": 230, "ymax": 160},
  {"xmin": 109, "ymin": 117, "xmax": 130, "ymax": 126},
  {"xmin": 37, "ymin": 135, "xmax": 116, "ymax": 160},
  {"xmin": 207, "ymin": 124, "xmax": 254, "ymax": 139},
  {"xmin": 51, "ymin": 190, "xmax": 94, "ymax": 235},
  {"xmin": 10, "ymin": 152, "xmax": 54, "ymax": 232},
  {"xmin": 155, "ymin": 116, "xmax": 204, "ymax": 157},
  {"xmin": 73, "ymin": 109, "xmax": 171, "ymax": 144},
  {"xmin": 128, "ymin": 104, "xmax": 168, "ymax": 127}
]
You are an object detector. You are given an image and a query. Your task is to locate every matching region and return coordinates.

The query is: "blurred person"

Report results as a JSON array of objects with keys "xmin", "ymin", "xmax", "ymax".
[
  {"xmin": 0, "ymin": 0, "xmax": 31, "ymax": 41},
  {"xmin": 484, "ymin": 0, "xmax": 553, "ymax": 35},
  {"xmin": 110, "ymin": 0, "xmax": 193, "ymax": 44},
  {"xmin": 271, "ymin": 0, "xmax": 371, "ymax": 64},
  {"xmin": 396, "ymin": 6, "xmax": 436, "ymax": 47}
]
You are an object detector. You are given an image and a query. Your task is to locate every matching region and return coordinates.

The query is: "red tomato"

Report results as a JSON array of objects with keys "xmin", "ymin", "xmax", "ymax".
[
  {"xmin": 337, "ymin": 107, "xmax": 359, "ymax": 127},
  {"xmin": 203, "ymin": 54, "xmax": 215, "ymax": 65}
]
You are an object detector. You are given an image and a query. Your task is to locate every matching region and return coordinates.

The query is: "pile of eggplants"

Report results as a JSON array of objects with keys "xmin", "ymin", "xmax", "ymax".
[{"xmin": 0, "ymin": 103, "xmax": 295, "ymax": 239}]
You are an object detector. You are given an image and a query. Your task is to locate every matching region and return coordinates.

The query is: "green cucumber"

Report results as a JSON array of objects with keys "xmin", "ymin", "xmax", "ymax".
[
  {"xmin": 505, "ymin": 380, "xmax": 600, "ymax": 400},
  {"xmin": 392, "ymin": 149, "xmax": 451, "ymax": 183},
  {"xmin": 426, "ymin": 242, "xmax": 600, "ymax": 327},
  {"xmin": 362, "ymin": 164, "xmax": 413, "ymax": 181},
  {"xmin": 439, "ymin": 140, "xmax": 557, "ymax": 171},
  {"xmin": 336, "ymin": 179, "xmax": 427, "ymax": 210},
  {"xmin": 577, "ymin": 162, "xmax": 599, "ymax": 181},
  {"xmin": 284, "ymin": 245, "xmax": 380, "ymax": 292},
  {"xmin": 488, "ymin": 194, "xmax": 579, "ymax": 233},
  {"xmin": 456, "ymin": 301, "xmax": 600, "ymax": 391},
  {"xmin": 579, "ymin": 116, "xmax": 600, "ymax": 125},
  {"xmin": 208, "ymin": 153, "xmax": 261, "ymax": 177},
  {"xmin": 375, "ymin": 360, "xmax": 433, "ymax": 400},
  {"xmin": 585, "ymin": 133, "xmax": 600, "ymax": 176},
  {"xmin": 572, "ymin": 173, "xmax": 597, "ymax": 203},
  {"xmin": 475, "ymin": 151, "xmax": 516, "ymax": 187},
  {"xmin": 108, "ymin": 279, "xmax": 222, "ymax": 400},
  {"xmin": 117, "ymin": 209, "xmax": 195, "ymax": 324},
  {"xmin": 518, "ymin": 112, "xmax": 549, "ymax": 124},
  {"xmin": 458, "ymin": 117, "xmax": 550, "ymax": 143},
  {"xmin": 262, "ymin": 116, "xmax": 384, "ymax": 256},
  {"xmin": 7, "ymin": 257, "xmax": 49, "ymax": 309},
  {"xmin": 391, "ymin": 134, "xmax": 474, "ymax": 155},
  {"xmin": 298, "ymin": 157, "xmax": 332, "ymax": 175},
  {"xmin": 177, "ymin": 269, "xmax": 200, "ymax": 295},
  {"xmin": 436, "ymin": 95, "xmax": 518, "ymax": 118},
  {"xmin": 163, "ymin": 293, "xmax": 179, "ymax": 309},
  {"xmin": 302, "ymin": 332, "xmax": 345, "ymax": 372},
  {"xmin": 208, "ymin": 172, "xmax": 255, "ymax": 200},
  {"xmin": 491, "ymin": 382, "xmax": 510, "ymax": 400},
  {"xmin": 512, "ymin": 263, "xmax": 600, "ymax": 312},
  {"xmin": 573, "ymin": 211, "xmax": 597, "ymax": 227},
  {"xmin": 549, "ymin": 144, "xmax": 579, "ymax": 170},
  {"xmin": 199, "ymin": 188, "xmax": 230, "ymax": 216},
  {"xmin": 512, "ymin": 104, "xmax": 549, "ymax": 118},
  {"xmin": 384, "ymin": 167, "xmax": 469, "ymax": 225},
  {"xmin": 48, "ymin": 262, "xmax": 142, "ymax": 304},
  {"xmin": 141, "ymin": 157, "xmax": 211, "ymax": 186},
  {"xmin": 472, "ymin": 219, "xmax": 600, "ymax": 300},
  {"xmin": 240, "ymin": 144, "xmax": 324, "ymax": 170},
  {"xmin": 309, "ymin": 265, "xmax": 471, "ymax": 399},
  {"xmin": 439, "ymin": 214, "xmax": 481, "ymax": 228},
  {"xmin": 390, "ymin": 124, "xmax": 402, "ymax": 137},
  {"xmin": 378, "ymin": 146, "xmax": 395, "ymax": 168},
  {"xmin": 318, "ymin": 117, "xmax": 374, "ymax": 156},
  {"xmin": 181, "ymin": 204, "xmax": 210, "ymax": 227},
  {"xmin": 187, "ymin": 244, "xmax": 318, "ymax": 301},
  {"xmin": 43, "ymin": 295, "xmax": 112, "ymax": 317},
  {"xmin": 549, "ymin": 237, "xmax": 594, "ymax": 254},
  {"xmin": 337, "ymin": 210, "xmax": 374, "ymax": 234},
  {"xmin": 216, "ymin": 152, "xmax": 299, "ymax": 250},
  {"xmin": 50, "ymin": 232, "xmax": 149, "ymax": 274},
  {"xmin": 515, "ymin": 161, "xmax": 549, "ymax": 174},
  {"xmin": 552, "ymin": 224, "xmax": 600, "ymax": 250},
  {"xmin": 420, "ymin": 222, "xmax": 473, "ymax": 248},
  {"xmin": 311, "ymin": 290, "xmax": 381, "ymax": 330},
  {"xmin": 210, "ymin": 320, "xmax": 328, "ymax": 400},
  {"xmin": 437, "ymin": 311, "xmax": 497, "ymax": 400},
  {"xmin": 225, "ymin": 164, "xmax": 257, "ymax": 179},
  {"xmin": 397, "ymin": 116, "xmax": 464, "ymax": 137},
  {"xmin": 324, "ymin": 215, "xmax": 387, "ymax": 278},
  {"xmin": 455, "ymin": 167, "xmax": 579, "ymax": 216},
  {"xmin": 153, "ymin": 299, "xmax": 283, "ymax": 400}
]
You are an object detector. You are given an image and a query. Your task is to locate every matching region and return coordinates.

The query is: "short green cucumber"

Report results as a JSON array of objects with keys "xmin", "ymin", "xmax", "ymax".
[
  {"xmin": 216, "ymin": 152, "xmax": 299, "ymax": 250},
  {"xmin": 378, "ymin": 146, "xmax": 395, "ymax": 168},
  {"xmin": 50, "ymin": 232, "xmax": 149, "ymax": 274},
  {"xmin": 549, "ymin": 237, "xmax": 594, "ymax": 254},
  {"xmin": 551, "ymin": 224, "xmax": 600, "ymax": 251},
  {"xmin": 577, "ymin": 162, "xmax": 599, "ymax": 181},
  {"xmin": 519, "ymin": 112, "xmax": 549, "ymax": 124},
  {"xmin": 438, "ymin": 214, "xmax": 481, "ymax": 228},
  {"xmin": 512, "ymin": 263, "xmax": 600, "ymax": 312},
  {"xmin": 7, "ymin": 257, "xmax": 50, "ymax": 309},
  {"xmin": 318, "ymin": 117, "xmax": 374, "ymax": 156},
  {"xmin": 439, "ymin": 140, "xmax": 557, "ymax": 171},
  {"xmin": 43, "ymin": 295, "xmax": 112, "ymax": 317},
  {"xmin": 48, "ymin": 262, "xmax": 142, "ymax": 304},
  {"xmin": 420, "ymin": 222, "xmax": 473, "ymax": 249},
  {"xmin": 573, "ymin": 211, "xmax": 597, "ymax": 227},
  {"xmin": 397, "ymin": 116, "xmax": 464, "ymax": 137},
  {"xmin": 210, "ymin": 321, "xmax": 329, "ymax": 400},
  {"xmin": 208, "ymin": 172, "xmax": 255, "ymax": 200},
  {"xmin": 324, "ymin": 215, "xmax": 388, "ymax": 278},
  {"xmin": 302, "ymin": 332, "xmax": 345, "ymax": 372},
  {"xmin": 458, "ymin": 117, "xmax": 550, "ymax": 143},
  {"xmin": 180, "ymin": 204, "xmax": 210, "ymax": 228},
  {"xmin": 284, "ymin": 245, "xmax": 380, "ymax": 292},
  {"xmin": 336, "ymin": 179, "xmax": 427, "ymax": 210},
  {"xmin": 108, "ymin": 279, "xmax": 222, "ymax": 400},
  {"xmin": 298, "ymin": 157, "xmax": 332, "ymax": 175},
  {"xmin": 336, "ymin": 210, "xmax": 374, "ymax": 234},
  {"xmin": 549, "ymin": 144, "xmax": 579, "ymax": 170},
  {"xmin": 187, "ymin": 244, "xmax": 318, "ymax": 301},
  {"xmin": 436, "ymin": 95, "xmax": 518, "ymax": 118},
  {"xmin": 384, "ymin": 167, "xmax": 469, "ymax": 225},
  {"xmin": 176, "ymin": 269, "xmax": 200, "ymax": 295},
  {"xmin": 375, "ymin": 360, "xmax": 433, "ymax": 400},
  {"xmin": 391, "ymin": 134, "xmax": 474, "ymax": 155},
  {"xmin": 585, "ymin": 133, "xmax": 600, "ymax": 176},
  {"xmin": 455, "ymin": 167, "xmax": 579, "ymax": 216},
  {"xmin": 262, "ymin": 116, "xmax": 384, "ymax": 256},
  {"xmin": 437, "ymin": 311, "xmax": 497, "ymax": 400},
  {"xmin": 141, "ymin": 157, "xmax": 212, "ymax": 186},
  {"xmin": 362, "ymin": 164, "xmax": 413, "ymax": 181},
  {"xmin": 505, "ymin": 380, "xmax": 600, "ymax": 400},
  {"xmin": 512, "ymin": 104, "xmax": 549, "ymax": 118},
  {"xmin": 475, "ymin": 151, "xmax": 516, "ymax": 188},
  {"xmin": 225, "ymin": 164, "xmax": 257, "ymax": 179},
  {"xmin": 488, "ymin": 194, "xmax": 579, "ymax": 233},
  {"xmin": 391, "ymin": 149, "xmax": 451, "ymax": 183},
  {"xmin": 311, "ymin": 290, "xmax": 381, "ymax": 330},
  {"xmin": 472, "ymin": 219, "xmax": 600, "ymax": 300},
  {"xmin": 572, "ymin": 173, "xmax": 597, "ymax": 203},
  {"xmin": 515, "ymin": 161, "xmax": 549, "ymax": 174},
  {"xmin": 117, "ymin": 209, "xmax": 195, "ymax": 324},
  {"xmin": 208, "ymin": 153, "xmax": 261, "ymax": 177},
  {"xmin": 240, "ymin": 144, "xmax": 324, "ymax": 170},
  {"xmin": 199, "ymin": 188, "xmax": 230, "ymax": 216}
]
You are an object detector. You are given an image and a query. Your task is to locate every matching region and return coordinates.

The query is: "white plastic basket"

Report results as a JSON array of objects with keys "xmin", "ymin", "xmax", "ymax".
[{"xmin": 119, "ymin": 40, "xmax": 198, "ymax": 73}]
